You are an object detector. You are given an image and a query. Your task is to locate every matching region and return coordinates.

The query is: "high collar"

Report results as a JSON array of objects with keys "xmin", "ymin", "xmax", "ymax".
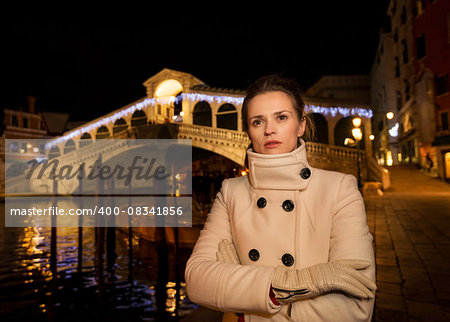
[{"xmin": 246, "ymin": 139, "xmax": 313, "ymax": 190}]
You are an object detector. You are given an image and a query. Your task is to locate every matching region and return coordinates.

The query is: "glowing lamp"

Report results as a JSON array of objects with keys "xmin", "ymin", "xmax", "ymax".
[
  {"xmin": 344, "ymin": 138, "xmax": 355, "ymax": 146},
  {"xmin": 352, "ymin": 128, "xmax": 362, "ymax": 141},
  {"xmin": 386, "ymin": 112, "xmax": 394, "ymax": 120},
  {"xmin": 369, "ymin": 135, "xmax": 375, "ymax": 140},
  {"xmin": 352, "ymin": 117, "xmax": 362, "ymax": 128}
]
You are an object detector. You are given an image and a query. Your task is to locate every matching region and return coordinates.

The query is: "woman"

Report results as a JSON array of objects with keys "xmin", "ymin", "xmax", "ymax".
[{"xmin": 185, "ymin": 75, "xmax": 376, "ymax": 321}]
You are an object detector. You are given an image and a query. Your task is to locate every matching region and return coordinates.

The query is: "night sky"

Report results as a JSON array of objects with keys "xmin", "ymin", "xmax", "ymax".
[{"xmin": 1, "ymin": 2, "xmax": 390, "ymax": 123}]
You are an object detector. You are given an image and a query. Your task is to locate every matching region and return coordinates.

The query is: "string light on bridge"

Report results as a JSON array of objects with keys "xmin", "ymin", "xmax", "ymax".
[{"xmin": 45, "ymin": 93, "xmax": 373, "ymax": 149}]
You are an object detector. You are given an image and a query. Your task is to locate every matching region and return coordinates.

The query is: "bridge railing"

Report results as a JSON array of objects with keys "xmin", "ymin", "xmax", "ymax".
[
  {"xmin": 305, "ymin": 141, "xmax": 364, "ymax": 160},
  {"xmin": 178, "ymin": 123, "xmax": 251, "ymax": 143}
]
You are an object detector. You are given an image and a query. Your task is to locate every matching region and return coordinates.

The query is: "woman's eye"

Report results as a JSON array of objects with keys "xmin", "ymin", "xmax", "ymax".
[
  {"xmin": 278, "ymin": 115, "xmax": 288, "ymax": 120},
  {"xmin": 252, "ymin": 119, "xmax": 262, "ymax": 126}
]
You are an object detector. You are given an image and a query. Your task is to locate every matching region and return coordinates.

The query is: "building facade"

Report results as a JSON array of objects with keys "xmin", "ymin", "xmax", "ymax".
[
  {"xmin": 413, "ymin": 0, "xmax": 450, "ymax": 179},
  {"xmin": 370, "ymin": 28, "xmax": 399, "ymax": 166},
  {"xmin": 370, "ymin": 0, "xmax": 450, "ymax": 180}
]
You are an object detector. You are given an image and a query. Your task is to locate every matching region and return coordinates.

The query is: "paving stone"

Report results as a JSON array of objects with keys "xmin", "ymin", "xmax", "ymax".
[
  {"xmin": 376, "ymin": 282, "xmax": 402, "ymax": 296},
  {"xmin": 398, "ymin": 265, "xmax": 427, "ymax": 278},
  {"xmin": 405, "ymin": 300, "xmax": 448, "ymax": 321},
  {"xmin": 376, "ymin": 247, "xmax": 397, "ymax": 259},
  {"xmin": 402, "ymin": 282, "xmax": 439, "ymax": 303},
  {"xmin": 375, "ymin": 292, "xmax": 407, "ymax": 312},
  {"xmin": 377, "ymin": 265, "xmax": 403, "ymax": 284},
  {"xmin": 429, "ymin": 273, "xmax": 450, "ymax": 296},
  {"xmin": 374, "ymin": 308, "xmax": 409, "ymax": 322},
  {"xmin": 376, "ymin": 257, "xmax": 397, "ymax": 266}
]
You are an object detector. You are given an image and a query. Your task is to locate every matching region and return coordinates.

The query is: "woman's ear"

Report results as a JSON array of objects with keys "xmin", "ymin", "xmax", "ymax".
[{"xmin": 297, "ymin": 117, "xmax": 306, "ymax": 137}]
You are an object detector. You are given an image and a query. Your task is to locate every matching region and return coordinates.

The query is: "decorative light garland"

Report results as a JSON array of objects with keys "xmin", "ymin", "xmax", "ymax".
[
  {"xmin": 180, "ymin": 93, "xmax": 244, "ymax": 105},
  {"xmin": 45, "ymin": 93, "xmax": 373, "ymax": 149},
  {"xmin": 45, "ymin": 98, "xmax": 157, "ymax": 149},
  {"xmin": 304, "ymin": 105, "xmax": 373, "ymax": 118}
]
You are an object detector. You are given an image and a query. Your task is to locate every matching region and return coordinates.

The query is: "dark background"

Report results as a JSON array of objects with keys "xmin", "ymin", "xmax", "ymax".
[{"xmin": 1, "ymin": 2, "xmax": 390, "ymax": 122}]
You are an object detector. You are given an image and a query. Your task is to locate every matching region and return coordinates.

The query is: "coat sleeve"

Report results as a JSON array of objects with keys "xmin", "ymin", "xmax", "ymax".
[
  {"xmin": 184, "ymin": 178, "xmax": 282, "ymax": 314},
  {"xmin": 294, "ymin": 174, "xmax": 376, "ymax": 322}
]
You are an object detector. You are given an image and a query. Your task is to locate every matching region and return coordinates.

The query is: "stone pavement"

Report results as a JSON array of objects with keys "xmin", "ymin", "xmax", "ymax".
[{"xmin": 366, "ymin": 165, "xmax": 450, "ymax": 322}]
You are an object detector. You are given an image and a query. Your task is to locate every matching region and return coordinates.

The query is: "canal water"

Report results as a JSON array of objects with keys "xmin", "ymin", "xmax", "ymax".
[{"xmin": 0, "ymin": 198, "xmax": 202, "ymax": 322}]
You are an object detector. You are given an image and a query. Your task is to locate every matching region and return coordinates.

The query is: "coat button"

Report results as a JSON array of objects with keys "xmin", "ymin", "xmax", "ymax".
[
  {"xmin": 248, "ymin": 249, "xmax": 260, "ymax": 261},
  {"xmin": 282, "ymin": 200, "xmax": 294, "ymax": 212},
  {"xmin": 282, "ymin": 253, "xmax": 295, "ymax": 266},
  {"xmin": 300, "ymin": 167, "xmax": 311, "ymax": 179},
  {"xmin": 257, "ymin": 197, "xmax": 267, "ymax": 208}
]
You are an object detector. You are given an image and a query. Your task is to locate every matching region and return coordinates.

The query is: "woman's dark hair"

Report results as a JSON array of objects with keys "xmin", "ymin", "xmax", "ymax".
[{"xmin": 241, "ymin": 74, "xmax": 315, "ymax": 141}]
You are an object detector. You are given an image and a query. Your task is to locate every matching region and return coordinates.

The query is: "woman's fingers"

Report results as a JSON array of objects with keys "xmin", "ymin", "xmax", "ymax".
[
  {"xmin": 337, "ymin": 274, "xmax": 375, "ymax": 299},
  {"xmin": 338, "ymin": 265, "xmax": 377, "ymax": 291}
]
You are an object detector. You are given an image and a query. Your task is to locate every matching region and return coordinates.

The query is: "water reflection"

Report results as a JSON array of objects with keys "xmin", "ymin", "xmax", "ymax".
[{"xmin": 0, "ymin": 199, "xmax": 199, "ymax": 321}]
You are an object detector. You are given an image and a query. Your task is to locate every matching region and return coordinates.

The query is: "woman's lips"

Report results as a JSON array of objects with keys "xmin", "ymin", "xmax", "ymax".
[{"xmin": 264, "ymin": 141, "xmax": 281, "ymax": 148}]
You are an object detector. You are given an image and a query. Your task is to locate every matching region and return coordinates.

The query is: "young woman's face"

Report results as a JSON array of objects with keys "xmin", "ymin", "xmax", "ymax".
[{"xmin": 247, "ymin": 91, "xmax": 306, "ymax": 154}]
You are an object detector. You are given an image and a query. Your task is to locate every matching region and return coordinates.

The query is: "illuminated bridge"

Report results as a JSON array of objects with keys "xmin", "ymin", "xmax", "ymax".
[{"xmin": 5, "ymin": 69, "xmax": 390, "ymax": 194}]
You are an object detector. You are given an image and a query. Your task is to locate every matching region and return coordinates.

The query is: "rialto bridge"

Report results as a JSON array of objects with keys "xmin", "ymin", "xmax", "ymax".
[{"xmin": 4, "ymin": 69, "xmax": 390, "ymax": 193}]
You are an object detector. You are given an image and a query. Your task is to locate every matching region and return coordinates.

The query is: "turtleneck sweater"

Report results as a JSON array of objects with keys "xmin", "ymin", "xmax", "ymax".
[{"xmin": 246, "ymin": 139, "xmax": 312, "ymax": 191}]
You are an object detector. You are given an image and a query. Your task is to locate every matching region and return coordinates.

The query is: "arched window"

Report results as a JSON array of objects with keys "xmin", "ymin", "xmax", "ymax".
[
  {"xmin": 216, "ymin": 103, "xmax": 237, "ymax": 130},
  {"xmin": 308, "ymin": 113, "xmax": 328, "ymax": 144},
  {"xmin": 174, "ymin": 92, "xmax": 183, "ymax": 116},
  {"xmin": 193, "ymin": 101, "xmax": 212, "ymax": 126},
  {"xmin": 64, "ymin": 139, "xmax": 76, "ymax": 154},
  {"xmin": 334, "ymin": 117, "xmax": 365, "ymax": 149},
  {"xmin": 96, "ymin": 126, "xmax": 110, "ymax": 139},
  {"xmin": 49, "ymin": 146, "xmax": 61, "ymax": 160},
  {"xmin": 131, "ymin": 110, "xmax": 147, "ymax": 127},
  {"xmin": 113, "ymin": 118, "xmax": 128, "ymax": 134},
  {"xmin": 80, "ymin": 133, "xmax": 92, "ymax": 148}
]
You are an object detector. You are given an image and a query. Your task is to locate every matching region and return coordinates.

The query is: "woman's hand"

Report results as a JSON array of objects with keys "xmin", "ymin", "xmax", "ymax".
[
  {"xmin": 216, "ymin": 239, "xmax": 240, "ymax": 264},
  {"xmin": 271, "ymin": 259, "xmax": 376, "ymax": 305}
]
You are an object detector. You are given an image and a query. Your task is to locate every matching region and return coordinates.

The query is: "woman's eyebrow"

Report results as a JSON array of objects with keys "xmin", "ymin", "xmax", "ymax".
[
  {"xmin": 273, "ymin": 110, "xmax": 292, "ymax": 115},
  {"xmin": 249, "ymin": 110, "xmax": 293, "ymax": 119},
  {"xmin": 248, "ymin": 110, "xmax": 292, "ymax": 120}
]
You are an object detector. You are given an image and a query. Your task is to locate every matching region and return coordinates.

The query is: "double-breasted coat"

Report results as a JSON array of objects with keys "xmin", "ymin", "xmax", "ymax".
[{"xmin": 185, "ymin": 141, "xmax": 376, "ymax": 321}]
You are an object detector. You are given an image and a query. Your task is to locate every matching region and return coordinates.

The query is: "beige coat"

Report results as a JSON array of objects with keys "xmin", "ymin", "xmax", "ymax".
[{"xmin": 185, "ymin": 141, "xmax": 376, "ymax": 321}]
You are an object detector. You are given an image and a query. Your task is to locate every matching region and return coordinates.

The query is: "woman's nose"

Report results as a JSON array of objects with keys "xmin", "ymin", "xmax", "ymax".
[{"xmin": 264, "ymin": 121, "xmax": 276, "ymax": 135}]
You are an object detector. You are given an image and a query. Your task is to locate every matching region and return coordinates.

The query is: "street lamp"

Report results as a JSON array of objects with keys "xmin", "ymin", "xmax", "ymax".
[{"xmin": 352, "ymin": 118, "xmax": 363, "ymax": 188}]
